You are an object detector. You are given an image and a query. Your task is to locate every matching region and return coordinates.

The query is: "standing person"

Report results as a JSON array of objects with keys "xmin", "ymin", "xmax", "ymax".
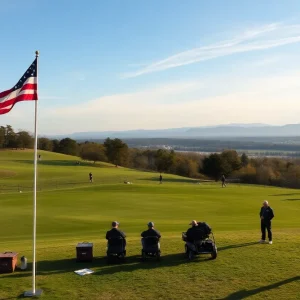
[
  {"xmin": 221, "ymin": 174, "xmax": 226, "ymax": 187},
  {"xmin": 259, "ymin": 200, "xmax": 274, "ymax": 244},
  {"xmin": 159, "ymin": 173, "xmax": 162, "ymax": 184},
  {"xmin": 89, "ymin": 172, "xmax": 93, "ymax": 183}
]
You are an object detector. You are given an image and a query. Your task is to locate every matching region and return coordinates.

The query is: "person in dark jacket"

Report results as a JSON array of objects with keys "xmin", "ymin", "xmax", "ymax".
[
  {"xmin": 141, "ymin": 222, "xmax": 161, "ymax": 249},
  {"xmin": 184, "ymin": 220, "xmax": 203, "ymax": 252},
  {"xmin": 186, "ymin": 220, "xmax": 202, "ymax": 242},
  {"xmin": 106, "ymin": 221, "xmax": 126, "ymax": 246},
  {"xmin": 259, "ymin": 200, "xmax": 274, "ymax": 244},
  {"xmin": 221, "ymin": 174, "xmax": 226, "ymax": 187}
]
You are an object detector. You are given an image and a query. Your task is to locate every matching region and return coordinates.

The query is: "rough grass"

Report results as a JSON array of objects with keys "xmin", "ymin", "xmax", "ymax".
[{"xmin": 0, "ymin": 150, "xmax": 299, "ymax": 300}]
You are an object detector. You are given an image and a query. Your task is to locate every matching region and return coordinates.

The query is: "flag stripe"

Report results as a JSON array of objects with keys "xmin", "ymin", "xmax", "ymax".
[
  {"xmin": 0, "ymin": 94, "xmax": 37, "ymax": 114},
  {"xmin": 0, "ymin": 77, "xmax": 37, "ymax": 102},
  {"xmin": 21, "ymin": 83, "xmax": 37, "ymax": 91},
  {"xmin": 0, "ymin": 85, "xmax": 37, "ymax": 103},
  {"xmin": 0, "ymin": 92, "xmax": 37, "ymax": 109},
  {"xmin": 0, "ymin": 88, "xmax": 13, "ymax": 99}
]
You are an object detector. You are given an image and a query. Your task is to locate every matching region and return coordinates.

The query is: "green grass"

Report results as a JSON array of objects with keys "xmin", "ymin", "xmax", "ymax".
[{"xmin": 0, "ymin": 150, "xmax": 300, "ymax": 300}]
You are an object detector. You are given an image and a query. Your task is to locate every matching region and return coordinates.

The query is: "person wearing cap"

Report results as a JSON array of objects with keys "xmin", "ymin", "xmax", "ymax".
[
  {"xmin": 183, "ymin": 220, "xmax": 201, "ymax": 252},
  {"xmin": 259, "ymin": 200, "xmax": 274, "ymax": 244},
  {"xmin": 141, "ymin": 222, "xmax": 161, "ymax": 249},
  {"xmin": 106, "ymin": 221, "xmax": 126, "ymax": 246}
]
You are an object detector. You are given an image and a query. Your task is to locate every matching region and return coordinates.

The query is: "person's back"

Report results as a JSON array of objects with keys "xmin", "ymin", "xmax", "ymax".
[
  {"xmin": 106, "ymin": 228, "xmax": 126, "ymax": 240},
  {"xmin": 106, "ymin": 221, "xmax": 126, "ymax": 257},
  {"xmin": 141, "ymin": 222, "xmax": 161, "ymax": 249},
  {"xmin": 106, "ymin": 221, "xmax": 126, "ymax": 241},
  {"xmin": 186, "ymin": 226, "xmax": 200, "ymax": 242},
  {"xmin": 186, "ymin": 220, "xmax": 206, "ymax": 242},
  {"xmin": 141, "ymin": 228, "xmax": 161, "ymax": 239}
]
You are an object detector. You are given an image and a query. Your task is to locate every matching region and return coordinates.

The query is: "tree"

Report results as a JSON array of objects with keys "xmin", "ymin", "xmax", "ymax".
[
  {"xmin": 241, "ymin": 153, "xmax": 249, "ymax": 167},
  {"xmin": 129, "ymin": 149, "xmax": 149, "ymax": 170},
  {"xmin": 0, "ymin": 126, "xmax": 5, "ymax": 148},
  {"xmin": 154, "ymin": 149, "xmax": 175, "ymax": 173},
  {"xmin": 58, "ymin": 138, "xmax": 78, "ymax": 156},
  {"xmin": 38, "ymin": 137, "xmax": 53, "ymax": 151},
  {"xmin": 16, "ymin": 131, "xmax": 34, "ymax": 149},
  {"xmin": 52, "ymin": 139, "xmax": 60, "ymax": 153},
  {"xmin": 220, "ymin": 150, "xmax": 241, "ymax": 174},
  {"xmin": 79, "ymin": 143, "xmax": 107, "ymax": 163},
  {"xmin": 104, "ymin": 138, "xmax": 129, "ymax": 166},
  {"xmin": 202, "ymin": 153, "xmax": 224, "ymax": 180},
  {"xmin": 5, "ymin": 125, "xmax": 17, "ymax": 148}
]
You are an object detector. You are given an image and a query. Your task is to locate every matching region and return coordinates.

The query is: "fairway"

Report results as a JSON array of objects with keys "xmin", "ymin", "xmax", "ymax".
[{"xmin": 0, "ymin": 150, "xmax": 299, "ymax": 300}]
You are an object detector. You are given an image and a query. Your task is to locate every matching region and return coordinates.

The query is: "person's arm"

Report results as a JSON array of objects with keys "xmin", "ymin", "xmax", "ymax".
[
  {"xmin": 186, "ymin": 228, "xmax": 192, "ymax": 240},
  {"xmin": 121, "ymin": 231, "xmax": 126, "ymax": 239},
  {"xmin": 259, "ymin": 207, "xmax": 263, "ymax": 218},
  {"xmin": 141, "ymin": 231, "xmax": 145, "ymax": 237},
  {"xmin": 155, "ymin": 230, "xmax": 161, "ymax": 238},
  {"xmin": 106, "ymin": 231, "xmax": 109, "ymax": 240},
  {"xmin": 269, "ymin": 208, "xmax": 274, "ymax": 220}
]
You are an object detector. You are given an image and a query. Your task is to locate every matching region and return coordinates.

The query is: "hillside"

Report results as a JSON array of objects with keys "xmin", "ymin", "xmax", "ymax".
[
  {"xmin": 48, "ymin": 123, "xmax": 300, "ymax": 139},
  {"xmin": 0, "ymin": 150, "xmax": 299, "ymax": 299}
]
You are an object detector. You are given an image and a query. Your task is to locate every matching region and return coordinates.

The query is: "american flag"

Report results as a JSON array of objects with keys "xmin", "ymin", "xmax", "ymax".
[{"xmin": 0, "ymin": 59, "xmax": 38, "ymax": 115}]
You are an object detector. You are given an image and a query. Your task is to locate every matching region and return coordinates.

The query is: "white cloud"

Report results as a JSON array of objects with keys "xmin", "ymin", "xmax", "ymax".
[
  {"xmin": 27, "ymin": 71, "xmax": 300, "ymax": 134},
  {"xmin": 4, "ymin": 68, "xmax": 300, "ymax": 135},
  {"xmin": 48, "ymin": 81, "xmax": 203, "ymax": 117},
  {"xmin": 122, "ymin": 23, "xmax": 300, "ymax": 78}
]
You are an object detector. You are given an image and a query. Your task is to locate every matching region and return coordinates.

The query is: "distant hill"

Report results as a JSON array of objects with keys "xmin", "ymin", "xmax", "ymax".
[{"xmin": 47, "ymin": 123, "xmax": 300, "ymax": 139}]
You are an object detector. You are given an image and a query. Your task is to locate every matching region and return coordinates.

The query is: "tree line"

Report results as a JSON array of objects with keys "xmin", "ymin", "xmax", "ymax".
[{"xmin": 2, "ymin": 125, "xmax": 300, "ymax": 188}]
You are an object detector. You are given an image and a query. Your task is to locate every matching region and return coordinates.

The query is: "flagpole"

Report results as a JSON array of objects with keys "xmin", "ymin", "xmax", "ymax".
[{"xmin": 24, "ymin": 51, "xmax": 42, "ymax": 297}]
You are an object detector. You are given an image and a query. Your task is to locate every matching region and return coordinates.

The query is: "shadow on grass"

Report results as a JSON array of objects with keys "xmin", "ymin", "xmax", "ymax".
[
  {"xmin": 0, "ymin": 253, "xmax": 212, "ymax": 279},
  {"xmin": 138, "ymin": 177, "xmax": 198, "ymax": 184},
  {"xmin": 2, "ymin": 295, "xmax": 24, "ymax": 299},
  {"xmin": 93, "ymin": 252, "xmax": 213, "ymax": 276},
  {"xmin": 221, "ymin": 276, "xmax": 300, "ymax": 300},
  {"xmin": 284, "ymin": 198, "xmax": 300, "ymax": 201},
  {"xmin": 270, "ymin": 193, "xmax": 300, "ymax": 197},
  {"xmin": 218, "ymin": 242, "xmax": 258, "ymax": 252},
  {"xmin": 0, "ymin": 257, "xmax": 106, "ymax": 279},
  {"xmin": 14, "ymin": 160, "xmax": 107, "ymax": 168}
]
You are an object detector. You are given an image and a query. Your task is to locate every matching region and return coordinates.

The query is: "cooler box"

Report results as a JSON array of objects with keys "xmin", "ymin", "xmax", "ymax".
[
  {"xmin": 76, "ymin": 243, "xmax": 93, "ymax": 262},
  {"xmin": 0, "ymin": 252, "xmax": 18, "ymax": 273}
]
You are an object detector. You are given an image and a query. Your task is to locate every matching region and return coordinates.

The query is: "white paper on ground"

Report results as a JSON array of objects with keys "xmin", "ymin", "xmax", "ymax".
[{"xmin": 74, "ymin": 268, "xmax": 94, "ymax": 276}]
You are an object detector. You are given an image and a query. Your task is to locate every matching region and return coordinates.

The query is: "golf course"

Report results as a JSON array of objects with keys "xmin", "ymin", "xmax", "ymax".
[{"xmin": 0, "ymin": 150, "xmax": 299, "ymax": 300}]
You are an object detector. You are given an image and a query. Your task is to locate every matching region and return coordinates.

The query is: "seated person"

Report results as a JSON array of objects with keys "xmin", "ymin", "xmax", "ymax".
[
  {"xmin": 141, "ymin": 221, "xmax": 161, "ymax": 249},
  {"xmin": 185, "ymin": 220, "xmax": 202, "ymax": 251},
  {"xmin": 106, "ymin": 221, "xmax": 126, "ymax": 247}
]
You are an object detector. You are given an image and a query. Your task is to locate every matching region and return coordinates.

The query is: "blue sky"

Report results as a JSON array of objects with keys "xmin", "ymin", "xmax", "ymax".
[{"xmin": 1, "ymin": 0, "xmax": 300, "ymax": 134}]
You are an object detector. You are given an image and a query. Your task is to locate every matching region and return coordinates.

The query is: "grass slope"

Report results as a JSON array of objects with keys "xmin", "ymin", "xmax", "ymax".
[{"xmin": 0, "ymin": 150, "xmax": 299, "ymax": 300}]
